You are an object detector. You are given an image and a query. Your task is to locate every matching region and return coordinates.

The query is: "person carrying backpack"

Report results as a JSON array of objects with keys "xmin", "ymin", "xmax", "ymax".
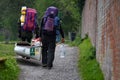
[
  {"xmin": 39, "ymin": 6, "xmax": 65, "ymax": 69},
  {"xmin": 18, "ymin": 6, "xmax": 39, "ymax": 43}
]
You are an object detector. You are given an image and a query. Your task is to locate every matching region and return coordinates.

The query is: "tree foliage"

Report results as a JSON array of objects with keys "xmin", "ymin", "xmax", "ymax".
[{"xmin": 0, "ymin": 0, "xmax": 85, "ymax": 41}]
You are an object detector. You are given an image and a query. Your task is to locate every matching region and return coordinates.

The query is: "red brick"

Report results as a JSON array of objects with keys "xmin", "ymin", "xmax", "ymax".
[{"xmin": 82, "ymin": 0, "xmax": 120, "ymax": 79}]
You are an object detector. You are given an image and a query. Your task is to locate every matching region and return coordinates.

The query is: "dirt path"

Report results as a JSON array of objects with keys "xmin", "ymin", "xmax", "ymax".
[{"xmin": 17, "ymin": 44, "xmax": 80, "ymax": 80}]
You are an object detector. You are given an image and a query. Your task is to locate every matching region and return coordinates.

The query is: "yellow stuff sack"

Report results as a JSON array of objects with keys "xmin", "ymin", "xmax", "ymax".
[
  {"xmin": 21, "ymin": 11, "xmax": 26, "ymax": 15},
  {"xmin": 21, "ymin": 6, "xmax": 27, "ymax": 15},
  {"xmin": 20, "ymin": 6, "xmax": 27, "ymax": 26},
  {"xmin": 20, "ymin": 15, "xmax": 25, "ymax": 23}
]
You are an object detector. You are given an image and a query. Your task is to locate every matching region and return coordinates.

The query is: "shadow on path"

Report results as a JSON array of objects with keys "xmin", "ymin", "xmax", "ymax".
[{"xmin": 16, "ymin": 58, "xmax": 41, "ymax": 66}]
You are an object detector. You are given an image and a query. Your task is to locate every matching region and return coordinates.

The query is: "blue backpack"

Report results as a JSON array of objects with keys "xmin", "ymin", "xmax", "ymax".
[{"xmin": 54, "ymin": 17, "xmax": 61, "ymax": 43}]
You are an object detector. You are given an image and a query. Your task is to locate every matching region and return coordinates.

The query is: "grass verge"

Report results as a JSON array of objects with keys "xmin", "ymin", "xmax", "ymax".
[
  {"xmin": 69, "ymin": 36, "xmax": 104, "ymax": 80},
  {"xmin": 0, "ymin": 43, "xmax": 20, "ymax": 80}
]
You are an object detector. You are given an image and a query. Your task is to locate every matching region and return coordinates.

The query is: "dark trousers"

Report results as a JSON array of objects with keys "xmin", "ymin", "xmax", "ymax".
[
  {"xmin": 20, "ymin": 30, "xmax": 33, "ymax": 43},
  {"xmin": 42, "ymin": 35, "xmax": 56, "ymax": 67}
]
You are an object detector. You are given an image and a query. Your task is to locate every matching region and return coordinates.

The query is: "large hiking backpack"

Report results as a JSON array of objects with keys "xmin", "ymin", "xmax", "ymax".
[
  {"xmin": 43, "ymin": 6, "xmax": 61, "ymax": 42},
  {"xmin": 44, "ymin": 16, "xmax": 61, "ymax": 42},
  {"xmin": 23, "ymin": 8, "xmax": 37, "ymax": 31},
  {"xmin": 44, "ymin": 16, "xmax": 54, "ymax": 31},
  {"xmin": 43, "ymin": 6, "xmax": 59, "ymax": 31}
]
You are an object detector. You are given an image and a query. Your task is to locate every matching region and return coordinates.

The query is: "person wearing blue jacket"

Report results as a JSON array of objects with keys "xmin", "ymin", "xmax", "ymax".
[{"xmin": 39, "ymin": 6, "xmax": 64, "ymax": 69}]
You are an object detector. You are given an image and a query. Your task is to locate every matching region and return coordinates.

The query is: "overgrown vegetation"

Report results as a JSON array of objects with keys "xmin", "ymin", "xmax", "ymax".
[
  {"xmin": 69, "ymin": 36, "xmax": 82, "ymax": 46},
  {"xmin": 0, "ymin": 44, "xmax": 20, "ymax": 80},
  {"xmin": 69, "ymin": 37, "xmax": 104, "ymax": 80}
]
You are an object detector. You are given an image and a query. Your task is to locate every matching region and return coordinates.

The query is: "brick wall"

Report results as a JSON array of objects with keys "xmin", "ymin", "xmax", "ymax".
[
  {"xmin": 81, "ymin": 0, "xmax": 97, "ymax": 47},
  {"xmin": 81, "ymin": 0, "xmax": 120, "ymax": 80}
]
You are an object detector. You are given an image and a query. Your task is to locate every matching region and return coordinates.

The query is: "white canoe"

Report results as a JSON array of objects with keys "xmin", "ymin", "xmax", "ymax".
[{"xmin": 14, "ymin": 43, "xmax": 41, "ymax": 61}]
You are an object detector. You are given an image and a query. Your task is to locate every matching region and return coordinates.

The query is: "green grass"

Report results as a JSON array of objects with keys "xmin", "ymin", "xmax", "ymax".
[
  {"xmin": 69, "ymin": 37, "xmax": 104, "ymax": 80},
  {"xmin": 0, "ymin": 35, "xmax": 5, "ymax": 41},
  {"xmin": 69, "ymin": 36, "xmax": 82, "ymax": 46},
  {"xmin": 0, "ymin": 43, "xmax": 20, "ymax": 80}
]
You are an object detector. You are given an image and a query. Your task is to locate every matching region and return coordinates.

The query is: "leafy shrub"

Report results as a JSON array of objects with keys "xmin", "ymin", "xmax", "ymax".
[{"xmin": 78, "ymin": 38, "xmax": 104, "ymax": 80}]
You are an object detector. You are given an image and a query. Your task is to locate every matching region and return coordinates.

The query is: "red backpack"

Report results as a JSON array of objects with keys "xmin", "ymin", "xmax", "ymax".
[{"xmin": 23, "ymin": 8, "xmax": 37, "ymax": 31}]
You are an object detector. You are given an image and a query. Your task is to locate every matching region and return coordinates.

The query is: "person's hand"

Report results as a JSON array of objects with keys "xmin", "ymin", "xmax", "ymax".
[
  {"xmin": 33, "ymin": 37, "xmax": 41, "ymax": 42},
  {"xmin": 61, "ymin": 38, "xmax": 65, "ymax": 43}
]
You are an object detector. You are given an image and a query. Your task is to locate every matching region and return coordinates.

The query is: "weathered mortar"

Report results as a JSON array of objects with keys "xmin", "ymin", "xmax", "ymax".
[{"xmin": 81, "ymin": 0, "xmax": 120, "ymax": 80}]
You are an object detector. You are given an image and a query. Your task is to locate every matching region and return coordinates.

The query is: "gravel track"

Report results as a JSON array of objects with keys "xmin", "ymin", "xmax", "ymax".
[{"xmin": 17, "ymin": 44, "xmax": 80, "ymax": 80}]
